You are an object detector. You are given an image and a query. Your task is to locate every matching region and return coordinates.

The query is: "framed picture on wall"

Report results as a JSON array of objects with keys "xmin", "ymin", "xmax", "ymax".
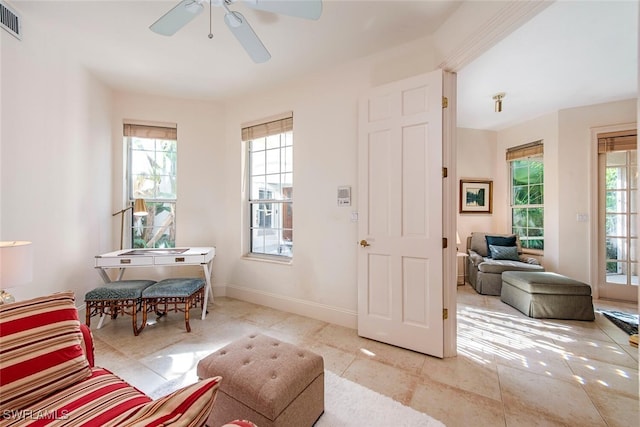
[{"xmin": 459, "ymin": 179, "xmax": 493, "ymax": 214}]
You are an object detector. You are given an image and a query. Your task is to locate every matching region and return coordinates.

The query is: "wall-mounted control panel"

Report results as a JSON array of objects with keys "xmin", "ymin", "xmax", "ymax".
[{"xmin": 338, "ymin": 186, "xmax": 351, "ymax": 207}]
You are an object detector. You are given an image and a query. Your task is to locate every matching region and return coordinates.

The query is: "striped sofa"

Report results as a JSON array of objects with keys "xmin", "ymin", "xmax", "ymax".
[{"xmin": 0, "ymin": 291, "xmax": 255, "ymax": 427}]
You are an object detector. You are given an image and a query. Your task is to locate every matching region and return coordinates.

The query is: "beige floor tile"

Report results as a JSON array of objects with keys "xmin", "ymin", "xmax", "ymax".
[
  {"xmin": 267, "ymin": 313, "xmax": 327, "ymax": 344},
  {"xmin": 560, "ymin": 336, "xmax": 638, "ymax": 369},
  {"xmin": 421, "ymin": 353, "xmax": 501, "ymax": 401},
  {"xmin": 208, "ymin": 297, "xmax": 262, "ymax": 318},
  {"xmin": 237, "ymin": 304, "xmax": 292, "ymax": 327},
  {"xmin": 341, "ymin": 358, "xmax": 418, "ymax": 405},
  {"xmin": 584, "ymin": 386, "xmax": 640, "ymax": 427},
  {"xmin": 304, "ymin": 340, "xmax": 357, "ymax": 376},
  {"xmin": 498, "ymin": 364, "xmax": 607, "ymax": 426},
  {"xmin": 137, "ymin": 335, "xmax": 223, "ymax": 380},
  {"xmin": 410, "ymin": 378, "xmax": 506, "ymax": 427},
  {"xmin": 88, "ymin": 292, "xmax": 637, "ymax": 426},
  {"xmin": 566, "ymin": 357, "xmax": 638, "ymax": 397},
  {"xmin": 542, "ymin": 317, "xmax": 618, "ymax": 342},
  {"xmin": 313, "ymin": 322, "xmax": 372, "ymax": 353},
  {"xmin": 354, "ymin": 338, "xmax": 426, "ymax": 374},
  {"xmin": 495, "ymin": 346, "xmax": 576, "ymax": 383}
]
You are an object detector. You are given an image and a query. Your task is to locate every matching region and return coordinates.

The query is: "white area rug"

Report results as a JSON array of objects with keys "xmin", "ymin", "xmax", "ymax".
[
  {"xmin": 149, "ymin": 370, "xmax": 445, "ymax": 426},
  {"xmin": 317, "ymin": 371, "xmax": 445, "ymax": 427}
]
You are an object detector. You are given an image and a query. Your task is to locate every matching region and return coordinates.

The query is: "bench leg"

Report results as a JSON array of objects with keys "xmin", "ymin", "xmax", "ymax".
[
  {"xmin": 85, "ymin": 303, "xmax": 92, "ymax": 328},
  {"xmin": 184, "ymin": 299, "xmax": 191, "ymax": 333},
  {"xmin": 132, "ymin": 305, "xmax": 139, "ymax": 336},
  {"xmin": 138, "ymin": 300, "xmax": 149, "ymax": 335}
]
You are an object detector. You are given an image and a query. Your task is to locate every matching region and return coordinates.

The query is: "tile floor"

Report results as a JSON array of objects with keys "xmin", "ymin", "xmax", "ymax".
[{"xmin": 89, "ymin": 284, "xmax": 639, "ymax": 427}]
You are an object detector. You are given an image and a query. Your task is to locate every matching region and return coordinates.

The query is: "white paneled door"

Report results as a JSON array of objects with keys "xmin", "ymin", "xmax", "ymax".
[{"xmin": 357, "ymin": 70, "xmax": 444, "ymax": 357}]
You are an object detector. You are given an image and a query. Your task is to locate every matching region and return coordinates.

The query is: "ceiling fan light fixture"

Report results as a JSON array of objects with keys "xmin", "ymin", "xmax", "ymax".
[{"xmin": 493, "ymin": 92, "xmax": 505, "ymax": 112}]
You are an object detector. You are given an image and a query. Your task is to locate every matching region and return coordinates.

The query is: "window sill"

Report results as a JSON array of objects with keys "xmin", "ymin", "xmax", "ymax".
[
  {"xmin": 242, "ymin": 254, "xmax": 292, "ymax": 266},
  {"xmin": 522, "ymin": 249, "xmax": 544, "ymax": 257}
]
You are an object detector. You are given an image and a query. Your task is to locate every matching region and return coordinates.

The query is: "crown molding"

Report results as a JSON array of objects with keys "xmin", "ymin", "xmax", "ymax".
[{"xmin": 438, "ymin": 0, "xmax": 553, "ymax": 72}]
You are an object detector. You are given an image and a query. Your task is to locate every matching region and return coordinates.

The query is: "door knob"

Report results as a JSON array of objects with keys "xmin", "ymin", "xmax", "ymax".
[{"xmin": 359, "ymin": 239, "xmax": 370, "ymax": 247}]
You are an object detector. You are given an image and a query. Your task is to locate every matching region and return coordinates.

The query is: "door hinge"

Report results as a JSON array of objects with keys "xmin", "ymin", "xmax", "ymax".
[
  {"xmin": 443, "ymin": 237, "xmax": 448, "ymax": 249},
  {"xmin": 442, "ymin": 96, "xmax": 448, "ymax": 108},
  {"xmin": 442, "ymin": 167, "xmax": 448, "ymax": 178},
  {"xmin": 443, "ymin": 308, "xmax": 448, "ymax": 320}
]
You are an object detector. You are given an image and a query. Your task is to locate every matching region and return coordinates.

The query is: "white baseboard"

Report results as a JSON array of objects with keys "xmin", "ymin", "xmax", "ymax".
[{"xmin": 218, "ymin": 284, "xmax": 357, "ymax": 329}]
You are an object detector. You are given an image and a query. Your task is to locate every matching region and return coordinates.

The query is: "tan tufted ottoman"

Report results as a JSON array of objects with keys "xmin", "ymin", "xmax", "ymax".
[{"xmin": 197, "ymin": 334, "xmax": 324, "ymax": 427}]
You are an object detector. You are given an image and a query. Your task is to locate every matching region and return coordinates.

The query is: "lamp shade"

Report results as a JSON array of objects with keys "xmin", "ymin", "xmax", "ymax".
[
  {"xmin": 0, "ymin": 241, "xmax": 33, "ymax": 289},
  {"xmin": 133, "ymin": 199, "xmax": 148, "ymax": 216}
]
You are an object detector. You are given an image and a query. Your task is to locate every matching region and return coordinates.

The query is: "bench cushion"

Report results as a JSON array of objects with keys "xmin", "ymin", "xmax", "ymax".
[
  {"xmin": 85, "ymin": 280, "xmax": 157, "ymax": 301},
  {"xmin": 478, "ymin": 258, "xmax": 544, "ymax": 274},
  {"xmin": 142, "ymin": 278, "xmax": 205, "ymax": 298},
  {"xmin": 502, "ymin": 271, "xmax": 592, "ymax": 295},
  {"xmin": 501, "ymin": 271, "xmax": 594, "ymax": 320}
]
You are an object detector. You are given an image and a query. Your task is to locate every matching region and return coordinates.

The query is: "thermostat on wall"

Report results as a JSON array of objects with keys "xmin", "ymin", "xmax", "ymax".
[{"xmin": 337, "ymin": 186, "xmax": 351, "ymax": 207}]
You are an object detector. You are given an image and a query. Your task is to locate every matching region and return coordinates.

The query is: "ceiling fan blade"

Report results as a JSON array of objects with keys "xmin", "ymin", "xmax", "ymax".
[
  {"xmin": 150, "ymin": 0, "xmax": 204, "ymax": 36},
  {"xmin": 224, "ymin": 11, "xmax": 271, "ymax": 63},
  {"xmin": 243, "ymin": 0, "xmax": 322, "ymax": 20}
]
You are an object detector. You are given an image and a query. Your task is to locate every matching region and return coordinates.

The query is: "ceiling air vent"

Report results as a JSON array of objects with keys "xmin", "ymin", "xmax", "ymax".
[{"xmin": 0, "ymin": 1, "xmax": 21, "ymax": 40}]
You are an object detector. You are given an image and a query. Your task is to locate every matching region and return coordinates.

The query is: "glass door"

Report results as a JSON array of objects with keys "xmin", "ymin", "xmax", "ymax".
[{"xmin": 599, "ymin": 133, "xmax": 638, "ymax": 301}]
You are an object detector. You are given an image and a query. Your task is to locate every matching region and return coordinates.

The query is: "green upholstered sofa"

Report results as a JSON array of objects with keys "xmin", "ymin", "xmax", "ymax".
[{"xmin": 466, "ymin": 232, "xmax": 544, "ymax": 295}]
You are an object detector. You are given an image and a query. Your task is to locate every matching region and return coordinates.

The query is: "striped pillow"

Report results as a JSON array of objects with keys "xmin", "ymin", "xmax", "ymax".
[
  {"xmin": 105, "ymin": 376, "xmax": 222, "ymax": 427},
  {"xmin": 0, "ymin": 291, "xmax": 91, "ymax": 412}
]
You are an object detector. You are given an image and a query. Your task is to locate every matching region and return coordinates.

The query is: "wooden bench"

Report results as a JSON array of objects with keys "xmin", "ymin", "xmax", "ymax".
[
  {"xmin": 139, "ymin": 278, "xmax": 206, "ymax": 333},
  {"xmin": 84, "ymin": 279, "xmax": 157, "ymax": 335}
]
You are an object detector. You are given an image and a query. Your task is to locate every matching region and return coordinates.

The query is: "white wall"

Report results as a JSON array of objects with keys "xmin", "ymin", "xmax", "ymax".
[
  {"xmin": 557, "ymin": 99, "xmax": 636, "ymax": 283},
  {"xmin": 495, "ymin": 112, "xmax": 559, "ymax": 270},
  {"xmin": 1, "ymin": 24, "xmax": 112, "ymax": 301},
  {"xmin": 474, "ymin": 99, "xmax": 637, "ymax": 283},
  {"xmin": 109, "ymin": 92, "xmax": 226, "ymax": 282},
  {"xmin": 219, "ymin": 37, "xmax": 438, "ymax": 326},
  {"xmin": 456, "ymin": 128, "xmax": 497, "ymax": 251}
]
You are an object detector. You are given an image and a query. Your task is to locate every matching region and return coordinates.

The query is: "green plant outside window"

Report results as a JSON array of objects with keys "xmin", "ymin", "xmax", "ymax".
[
  {"xmin": 511, "ymin": 158, "xmax": 544, "ymax": 250},
  {"xmin": 128, "ymin": 137, "xmax": 177, "ymax": 248}
]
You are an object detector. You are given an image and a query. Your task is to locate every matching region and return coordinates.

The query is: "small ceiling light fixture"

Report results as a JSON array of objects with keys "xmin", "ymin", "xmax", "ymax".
[{"xmin": 493, "ymin": 93, "xmax": 506, "ymax": 112}]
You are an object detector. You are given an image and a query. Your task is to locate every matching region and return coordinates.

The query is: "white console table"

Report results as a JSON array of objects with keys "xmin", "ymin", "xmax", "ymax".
[{"xmin": 94, "ymin": 247, "xmax": 215, "ymax": 320}]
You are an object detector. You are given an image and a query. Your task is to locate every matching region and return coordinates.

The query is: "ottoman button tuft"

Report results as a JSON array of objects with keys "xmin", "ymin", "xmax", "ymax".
[
  {"xmin": 246, "ymin": 345, "xmax": 253, "ymax": 350},
  {"xmin": 271, "ymin": 374, "xmax": 277, "ymax": 379},
  {"xmin": 271, "ymin": 354, "xmax": 278, "ymax": 359}
]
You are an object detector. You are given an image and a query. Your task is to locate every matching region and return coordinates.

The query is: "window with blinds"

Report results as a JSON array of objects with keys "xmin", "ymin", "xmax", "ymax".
[
  {"xmin": 124, "ymin": 122, "xmax": 177, "ymax": 248},
  {"xmin": 243, "ymin": 113, "xmax": 293, "ymax": 258},
  {"xmin": 507, "ymin": 141, "xmax": 544, "ymax": 250}
]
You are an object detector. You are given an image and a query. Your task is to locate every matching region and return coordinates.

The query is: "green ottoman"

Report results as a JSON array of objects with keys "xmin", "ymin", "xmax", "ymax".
[
  {"xmin": 140, "ymin": 278, "xmax": 205, "ymax": 333},
  {"xmin": 84, "ymin": 279, "xmax": 157, "ymax": 335},
  {"xmin": 501, "ymin": 271, "xmax": 595, "ymax": 320}
]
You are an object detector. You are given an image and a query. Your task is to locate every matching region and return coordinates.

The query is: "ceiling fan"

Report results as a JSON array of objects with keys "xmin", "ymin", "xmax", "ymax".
[{"xmin": 150, "ymin": 0, "xmax": 323, "ymax": 63}]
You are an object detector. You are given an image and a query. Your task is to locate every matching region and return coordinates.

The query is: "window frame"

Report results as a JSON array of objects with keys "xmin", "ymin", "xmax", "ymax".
[
  {"xmin": 508, "ymin": 141, "xmax": 544, "ymax": 253},
  {"xmin": 124, "ymin": 122, "xmax": 178, "ymax": 249},
  {"xmin": 243, "ymin": 114, "xmax": 294, "ymax": 261}
]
